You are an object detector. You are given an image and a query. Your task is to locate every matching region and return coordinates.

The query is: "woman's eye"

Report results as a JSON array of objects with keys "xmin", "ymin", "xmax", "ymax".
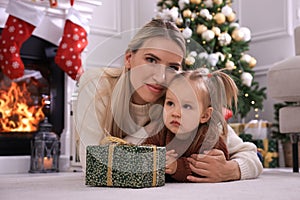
[
  {"xmin": 169, "ymin": 65, "xmax": 180, "ymax": 71},
  {"xmin": 183, "ymin": 104, "xmax": 192, "ymax": 110},
  {"xmin": 146, "ymin": 57, "xmax": 157, "ymax": 64}
]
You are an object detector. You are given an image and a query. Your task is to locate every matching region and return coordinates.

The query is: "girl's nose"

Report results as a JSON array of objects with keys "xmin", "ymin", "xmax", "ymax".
[
  {"xmin": 171, "ymin": 107, "xmax": 181, "ymax": 118},
  {"xmin": 152, "ymin": 65, "xmax": 166, "ymax": 84}
]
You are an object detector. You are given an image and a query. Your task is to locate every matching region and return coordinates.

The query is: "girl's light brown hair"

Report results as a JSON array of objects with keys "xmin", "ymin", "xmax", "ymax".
[{"xmin": 172, "ymin": 68, "xmax": 238, "ymax": 153}]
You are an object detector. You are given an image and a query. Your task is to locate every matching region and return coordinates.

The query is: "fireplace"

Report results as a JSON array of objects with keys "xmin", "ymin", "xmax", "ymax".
[
  {"xmin": 0, "ymin": 31, "xmax": 76, "ymax": 174},
  {"xmin": 0, "ymin": 31, "xmax": 65, "ymax": 156},
  {"xmin": 0, "ymin": 0, "xmax": 101, "ymax": 174}
]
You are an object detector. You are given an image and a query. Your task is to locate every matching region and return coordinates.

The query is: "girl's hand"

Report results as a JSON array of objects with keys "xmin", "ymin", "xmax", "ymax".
[{"xmin": 165, "ymin": 150, "xmax": 178, "ymax": 175}]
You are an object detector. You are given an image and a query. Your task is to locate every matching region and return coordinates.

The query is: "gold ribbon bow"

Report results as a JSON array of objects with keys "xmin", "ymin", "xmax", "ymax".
[
  {"xmin": 257, "ymin": 139, "xmax": 278, "ymax": 168},
  {"xmin": 100, "ymin": 136, "xmax": 157, "ymax": 187}
]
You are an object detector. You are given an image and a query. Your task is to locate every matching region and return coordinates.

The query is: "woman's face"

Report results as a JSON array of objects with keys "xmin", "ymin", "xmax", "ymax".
[{"xmin": 125, "ymin": 37, "xmax": 184, "ymax": 105}]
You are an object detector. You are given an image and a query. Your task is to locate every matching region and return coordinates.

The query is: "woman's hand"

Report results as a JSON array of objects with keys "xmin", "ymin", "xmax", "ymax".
[
  {"xmin": 165, "ymin": 150, "xmax": 178, "ymax": 175},
  {"xmin": 186, "ymin": 149, "xmax": 241, "ymax": 183}
]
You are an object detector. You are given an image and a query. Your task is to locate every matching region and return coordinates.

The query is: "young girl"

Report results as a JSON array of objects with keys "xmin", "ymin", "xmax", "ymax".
[{"xmin": 143, "ymin": 68, "xmax": 238, "ymax": 182}]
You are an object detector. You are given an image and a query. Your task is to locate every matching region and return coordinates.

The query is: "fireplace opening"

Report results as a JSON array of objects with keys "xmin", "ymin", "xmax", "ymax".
[{"xmin": 0, "ymin": 31, "xmax": 65, "ymax": 156}]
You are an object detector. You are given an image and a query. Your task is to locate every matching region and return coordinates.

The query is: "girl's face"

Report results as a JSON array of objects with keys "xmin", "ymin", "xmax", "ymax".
[
  {"xmin": 163, "ymin": 79, "xmax": 212, "ymax": 139},
  {"xmin": 125, "ymin": 37, "xmax": 184, "ymax": 105}
]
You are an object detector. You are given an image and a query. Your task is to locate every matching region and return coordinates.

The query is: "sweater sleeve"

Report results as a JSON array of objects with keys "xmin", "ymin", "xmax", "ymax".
[
  {"xmin": 170, "ymin": 157, "xmax": 192, "ymax": 182},
  {"xmin": 75, "ymin": 67, "xmax": 116, "ymax": 172},
  {"xmin": 226, "ymin": 125, "xmax": 263, "ymax": 180}
]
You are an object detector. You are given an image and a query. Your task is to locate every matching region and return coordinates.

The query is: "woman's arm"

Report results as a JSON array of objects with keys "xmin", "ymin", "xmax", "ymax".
[
  {"xmin": 75, "ymin": 68, "xmax": 111, "ymax": 171},
  {"xmin": 226, "ymin": 125, "xmax": 263, "ymax": 180}
]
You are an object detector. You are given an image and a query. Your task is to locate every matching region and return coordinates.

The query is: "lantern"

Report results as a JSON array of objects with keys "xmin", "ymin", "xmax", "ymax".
[{"xmin": 29, "ymin": 118, "xmax": 60, "ymax": 173}]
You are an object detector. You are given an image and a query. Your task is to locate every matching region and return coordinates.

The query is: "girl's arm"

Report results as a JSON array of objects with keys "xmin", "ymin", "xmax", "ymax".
[{"xmin": 168, "ymin": 157, "xmax": 192, "ymax": 182}]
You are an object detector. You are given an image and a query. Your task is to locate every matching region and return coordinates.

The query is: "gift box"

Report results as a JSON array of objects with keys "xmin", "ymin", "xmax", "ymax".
[
  {"xmin": 239, "ymin": 133, "xmax": 253, "ymax": 142},
  {"xmin": 244, "ymin": 120, "xmax": 271, "ymax": 140},
  {"xmin": 255, "ymin": 139, "xmax": 279, "ymax": 168},
  {"xmin": 229, "ymin": 123, "xmax": 245, "ymax": 135},
  {"xmin": 85, "ymin": 144, "xmax": 166, "ymax": 188}
]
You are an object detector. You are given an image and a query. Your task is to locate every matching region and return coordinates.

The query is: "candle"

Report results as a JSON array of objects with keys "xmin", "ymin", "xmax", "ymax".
[{"xmin": 43, "ymin": 157, "xmax": 53, "ymax": 170}]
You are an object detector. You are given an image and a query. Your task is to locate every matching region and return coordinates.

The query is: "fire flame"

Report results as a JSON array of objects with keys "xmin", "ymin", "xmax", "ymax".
[{"xmin": 0, "ymin": 82, "xmax": 45, "ymax": 132}]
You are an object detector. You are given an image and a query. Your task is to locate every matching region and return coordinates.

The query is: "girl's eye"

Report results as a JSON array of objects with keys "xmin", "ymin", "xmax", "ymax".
[
  {"xmin": 183, "ymin": 104, "xmax": 192, "ymax": 110},
  {"xmin": 146, "ymin": 57, "xmax": 157, "ymax": 64},
  {"xmin": 165, "ymin": 101, "xmax": 174, "ymax": 107}
]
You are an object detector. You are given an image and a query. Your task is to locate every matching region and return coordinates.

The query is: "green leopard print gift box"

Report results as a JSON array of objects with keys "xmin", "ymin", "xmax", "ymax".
[{"xmin": 85, "ymin": 144, "xmax": 166, "ymax": 188}]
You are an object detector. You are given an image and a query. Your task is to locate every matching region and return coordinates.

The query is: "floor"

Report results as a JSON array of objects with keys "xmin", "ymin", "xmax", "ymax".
[{"xmin": 0, "ymin": 168, "xmax": 299, "ymax": 200}]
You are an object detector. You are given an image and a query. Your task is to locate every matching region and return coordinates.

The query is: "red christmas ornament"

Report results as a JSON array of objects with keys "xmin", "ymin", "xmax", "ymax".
[{"xmin": 223, "ymin": 108, "xmax": 233, "ymax": 121}]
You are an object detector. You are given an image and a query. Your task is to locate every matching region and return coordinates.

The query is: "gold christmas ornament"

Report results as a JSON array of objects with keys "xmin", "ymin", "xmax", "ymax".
[
  {"xmin": 227, "ymin": 12, "xmax": 236, "ymax": 22},
  {"xmin": 212, "ymin": 27, "xmax": 221, "ymax": 36},
  {"xmin": 185, "ymin": 56, "xmax": 196, "ymax": 66},
  {"xmin": 176, "ymin": 17, "xmax": 183, "ymax": 26},
  {"xmin": 249, "ymin": 57, "xmax": 257, "ymax": 68},
  {"xmin": 197, "ymin": 24, "xmax": 208, "ymax": 35},
  {"xmin": 191, "ymin": 0, "xmax": 202, "ymax": 5},
  {"xmin": 183, "ymin": 9, "xmax": 192, "ymax": 18},
  {"xmin": 232, "ymin": 29, "xmax": 244, "ymax": 41},
  {"xmin": 214, "ymin": 0, "xmax": 223, "ymax": 5},
  {"xmin": 214, "ymin": 13, "xmax": 226, "ymax": 25},
  {"xmin": 225, "ymin": 60, "xmax": 235, "ymax": 70}
]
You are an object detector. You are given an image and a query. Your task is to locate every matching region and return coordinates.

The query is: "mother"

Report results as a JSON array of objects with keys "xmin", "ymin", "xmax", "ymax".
[{"xmin": 75, "ymin": 18, "xmax": 262, "ymax": 182}]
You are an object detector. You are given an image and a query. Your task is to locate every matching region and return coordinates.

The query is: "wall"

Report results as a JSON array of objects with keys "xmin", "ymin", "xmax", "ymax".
[
  {"xmin": 86, "ymin": 0, "xmax": 300, "ymax": 123},
  {"xmin": 235, "ymin": 0, "xmax": 300, "ymax": 122},
  {"xmin": 85, "ymin": 0, "xmax": 156, "ymax": 68}
]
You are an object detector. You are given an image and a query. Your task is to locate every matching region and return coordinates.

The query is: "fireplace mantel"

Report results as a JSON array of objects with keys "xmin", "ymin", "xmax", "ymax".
[{"xmin": 0, "ymin": 0, "xmax": 102, "ymax": 45}]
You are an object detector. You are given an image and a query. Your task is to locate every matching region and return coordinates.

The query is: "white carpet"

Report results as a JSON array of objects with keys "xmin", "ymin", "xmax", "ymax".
[{"xmin": 0, "ymin": 168, "xmax": 299, "ymax": 200}]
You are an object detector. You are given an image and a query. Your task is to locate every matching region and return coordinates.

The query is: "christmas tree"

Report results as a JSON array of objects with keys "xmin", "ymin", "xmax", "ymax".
[{"xmin": 156, "ymin": 0, "xmax": 266, "ymax": 119}]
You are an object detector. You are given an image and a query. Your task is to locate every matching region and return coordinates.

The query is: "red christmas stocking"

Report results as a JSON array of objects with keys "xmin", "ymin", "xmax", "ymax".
[
  {"xmin": 55, "ymin": 7, "xmax": 89, "ymax": 80},
  {"xmin": 0, "ymin": 1, "xmax": 44, "ymax": 79}
]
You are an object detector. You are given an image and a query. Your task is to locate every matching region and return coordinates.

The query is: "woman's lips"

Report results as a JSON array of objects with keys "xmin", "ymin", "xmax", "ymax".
[{"xmin": 146, "ymin": 84, "xmax": 164, "ymax": 93}]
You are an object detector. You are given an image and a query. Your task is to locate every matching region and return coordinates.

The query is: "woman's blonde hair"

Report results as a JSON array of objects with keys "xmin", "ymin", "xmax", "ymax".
[
  {"xmin": 127, "ymin": 18, "xmax": 186, "ymax": 57},
  {"xmin": 104, "ymin": 19, "xmax": 186, "ymax": 140}
]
